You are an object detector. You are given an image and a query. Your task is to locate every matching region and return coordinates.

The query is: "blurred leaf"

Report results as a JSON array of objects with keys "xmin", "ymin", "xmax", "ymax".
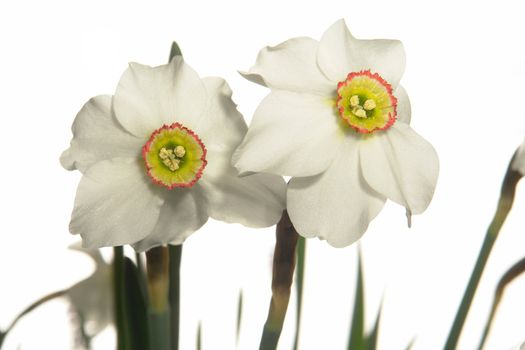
[
  {"xmin": 404, "ymin": 338, "xmax": 415, "ymax": 350},
  {"xmin": 365, "ymin": 302, "xmax": 382, "ymax": 350},
  {"xmin": 113, "ymin": 246, "xmax": 130, "ymax": 350},
  {"xmin": 293, "ymin": 236, "xmax": 306, "ymax": 350},
  {"xmin": 347, "ymin": 250, "xmax": 365, "ymax": 350},
  {"xmin": 169, "ymin": 42, "xmax": 183, "ymax": 60},
  {"xmin": 236, "ymin": 290, "xmax": 243, "ymax": 345},
  {"xmin": 478, "ymin": 256, "xmax": 525, "ymax": 349},
  {"xmin": 196, "ymin": 322, "xmax": 202, "ymax": 350}
]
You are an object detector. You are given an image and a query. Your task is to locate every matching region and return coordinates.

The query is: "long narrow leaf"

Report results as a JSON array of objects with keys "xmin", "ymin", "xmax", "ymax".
[
  {"xmin": 365, "ymin": 302, "xmax": 382, "ymax": 350},
  {"xmin": 236, "ymin": 290, "xmax": 243, "ymax": 345},
  {"xmin": 347, "ymin": 250, "xmax": 365, "ymax": 350},
  {"xmin": 444, "ymin": 151, "xmax": 523, "ymax": 349},
  {"xmin": 196, "ymin": 322, "xmax": 202, "ymax": 350},
  {"xmin": 478, "ymin": 256, "xmax": 525, "ymax": 349}
]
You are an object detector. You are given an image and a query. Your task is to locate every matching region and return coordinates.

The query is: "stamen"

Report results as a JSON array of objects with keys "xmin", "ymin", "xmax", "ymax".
[
  {"xmin": 350, "ymin": 95, "xmax": 360, "ymax": 107},
  {"xmin": 353, "ymin": 108, "xmax": 367, "ymax": 119},
  {"xmin": 175, "ymin": 145, "xmax": 186, "ymax": 158},
  {"xmin": 363, "ymin": 99, "xmax": 376, "ymax": 111}
]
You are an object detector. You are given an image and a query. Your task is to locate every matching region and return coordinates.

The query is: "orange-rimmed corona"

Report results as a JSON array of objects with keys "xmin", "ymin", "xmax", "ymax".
[
  {"xmin": 336, "ymin": 70, "xmax": 397, "ymax": 134},
  {"xmin": 142, "ymin": 123, "xmax": 207, "ymax": 189}
]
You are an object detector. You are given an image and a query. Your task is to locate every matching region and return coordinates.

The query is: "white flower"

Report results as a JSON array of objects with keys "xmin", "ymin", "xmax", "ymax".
[
  {"xmin": 67, "ymin": 244, "xmax": 112, "ymax": 338},
  {"xmin": 233, "ymin": 19, "xmax": 439, "ymax": 247},
  {"xmin": 61, "ymin": 56, "xmax": 286, "ymax": 251}
]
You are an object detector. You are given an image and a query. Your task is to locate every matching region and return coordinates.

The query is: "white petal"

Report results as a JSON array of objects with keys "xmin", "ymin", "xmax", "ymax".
[
  {"xmin": 395, "ymin": 85, "xmax": 411, "ymax": 124},
  {"xmin": 68, "ymin": 263, "xmax": 112, "ymax": 337},
  {"xmin": 70, "ymin": 159, "xmax": 164, "ymax": 248},
  {"xmin": 113, "ymin": 57, "xmax": 207, "ymax": 137},
  {"xmin": 359, "ymin": 122, "xmax": 439, "ymax": 215},
  {"xmin": 193, "ymin": 77, "xmax": 247, "ymax": 152},
  {"xmin": 287, "ymin": 137, "xmax": 386, "ymax": 247},
  {"xmin": 233, "ymin": 91, "xmax": 342, "ymax": 177},
  {"xmin": 201, "ymin": 154, "xmax": 286, "ymax": 228},
  {"xmin": 60, "ymin": 95, "xmax": 143, "ymax": 172},
  {"xmin": 132, "ymin": 185, "xmax": 209, "ymax": 252},
  {"xmin": 240, "ymin": 37, "xmax": 334, "ymax": 95},
  {"xmin": 317, "ymin": 19, "xmax": 406, "ymax": 88}
]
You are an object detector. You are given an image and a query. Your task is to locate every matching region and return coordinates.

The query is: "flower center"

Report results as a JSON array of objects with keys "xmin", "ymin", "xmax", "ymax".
[
  {"xmin": 142, "ymin": 123, "xmax": 207, "ymax": 189},
  {"xmin": 336, "ymin": 70, "xmax": 397, "ymax": 133}
]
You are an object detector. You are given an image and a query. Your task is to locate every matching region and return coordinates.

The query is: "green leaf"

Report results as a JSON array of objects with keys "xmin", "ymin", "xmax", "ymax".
[
  {"xmin": 478, "ymin": 256, "xmax": 525, "ymax": 349},
  {"xmin": 444, "ymin": 150, "xmax": 523, "ymax": 349},
  {"xmin": 169, "ymin": 42, "xmax": 183, "ymax": 61},
  {"xmin": 293, "ymin": 236, "xmax": 306, "ymax": 350},
  {"xmin": 347, "ymin": 249, "xmax": 365, "ymax": 350},
  {"xmin": 365, "ymin": 302, "xmax": 382, "ymax": 350}
]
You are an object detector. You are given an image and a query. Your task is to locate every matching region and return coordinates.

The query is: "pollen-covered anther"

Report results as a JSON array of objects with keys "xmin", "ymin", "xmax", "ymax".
[
  {"xmin": 353, "ymin": 108, "xmax": 367, "ymax": 119},
  {"xmin": 175, "ymin": 145, "xmax": 186, "ymax": 158},
  {"xmin": 350, "ymin": 95, "xmax": 360, "ymax": 107},
  {"xmin": 363, "ymin": 99, "xmax": 376, "ymax": 111}
]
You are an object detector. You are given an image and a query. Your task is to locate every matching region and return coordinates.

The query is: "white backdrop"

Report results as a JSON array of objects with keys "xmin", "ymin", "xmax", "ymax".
[{"xmin": 1, "ymin": 0, "xmax": 525, "ymax": 349}]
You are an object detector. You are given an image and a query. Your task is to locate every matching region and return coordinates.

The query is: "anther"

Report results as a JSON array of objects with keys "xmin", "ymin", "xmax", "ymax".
[
  {"xmin": 175, "ymin": 145, "xmax": 186, "ymax": 158},
  {"xmin": 354, "ymin": 108, "xmax": 367, "ymax": 119},
  {"xmin": 350, "ymin": 95, "xmax": 360, "ymax": 107},
  {"xmin": 363, "ymin": 99, "xmax": 376, "ymax": 110}
]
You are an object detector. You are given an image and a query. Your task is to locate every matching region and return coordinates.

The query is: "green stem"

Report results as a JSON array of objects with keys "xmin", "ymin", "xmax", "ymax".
[
  {"xmin": 114, "ymin": 246, "xmax": 131, "ymax": 350},
  {"xmin": 444, "ymin": 151, "xmax": 522, "ymax": 349},
  {"xmin": 169, "ymin": 244, "xmax": 182, "ymax": 350},
  {"xmin": 0, "ymin": 290, "xmax": 67, "ymax": 348},
  {"xmin": 292, "ymin": 236, "xmax": 305, "ymax": 350},
  {"xmin": 146, "ymin": 246, "xmax": 171, "ymax": 350},
  {"xmin": 259, "ymin": 210, "xmax": 299, "ymax": 350}
]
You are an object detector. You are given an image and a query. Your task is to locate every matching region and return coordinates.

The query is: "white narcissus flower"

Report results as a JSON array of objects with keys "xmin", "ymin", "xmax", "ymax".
[
  {"xmin": 61, "ymin": 55, "xmax": 286, "ymax": 251},
  {"xmin": 67, "ymin": 244, "xmax": 112, "ymax": 338},
  {"xmin": 233, "ymin": 19, "xmax": 439, "ymax": 247}
]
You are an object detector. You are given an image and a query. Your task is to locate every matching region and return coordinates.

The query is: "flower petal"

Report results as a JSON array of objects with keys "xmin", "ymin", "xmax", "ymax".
[
  {"xmin": 317, "ymin": 19, "xmax": 406, "ymax": 88},
  {"xmin": 287, "ymin": 137, "xmax": 386, "ymax": 247},
  {"xmin": 132, "ymin": 185, "xmax": 209, "ymax": 252},
  {"xmin": 70, "ymin": 159, "xmax": 164, "ymax": 248},
  {"xmin": 60, "ymin": 95, "xmax": 143, "ymax": 172},
  {"xmin": 240, "ymin": 37, "xmax": 334, "ymax": 95},
  {"xmin": 67, "ymin": 262, "xmax": 112, "ymax": 337},
  {"xmin": 359, "ymin": 122, "xmax": 439, "ymax": 215},
  {"xmin": 233, "ymin": 91, "xmax": 342, "ymax": 177},
  {"xmin": 113, "ymin": 56, "xmax": 207, "ymax": 137},
  {"xmin": 193, "ymin": 77, "xmax": 247, "ymax": 152},
  {"xmin": 395, "ymin": 85, "xmax": 411, "ymax": 124},
  {"xmin": 201, "ymin": 154, "xmax": 286, "ymax": 228}
]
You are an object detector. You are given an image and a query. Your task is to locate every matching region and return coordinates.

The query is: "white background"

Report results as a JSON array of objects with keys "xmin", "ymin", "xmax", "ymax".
[{"xmin": 1, "ymin": 0, "xmax": 525, "ymax": 349}]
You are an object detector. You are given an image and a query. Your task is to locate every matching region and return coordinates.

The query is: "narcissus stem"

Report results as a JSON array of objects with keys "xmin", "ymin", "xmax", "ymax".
[
  {"xmin": 444, "ymin": 151, "xmax": 522, "ymax": 349},
  {"xmin": 146, "ymin": 246, "xmax": 171, "ymax": 350},
  {"xmin": 259, "ymin": 210, "xmax": 299, "ymax": 350},
  {"xmin": 169, "ymin": 244, "xmax": 182, "ymax": 350}
]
